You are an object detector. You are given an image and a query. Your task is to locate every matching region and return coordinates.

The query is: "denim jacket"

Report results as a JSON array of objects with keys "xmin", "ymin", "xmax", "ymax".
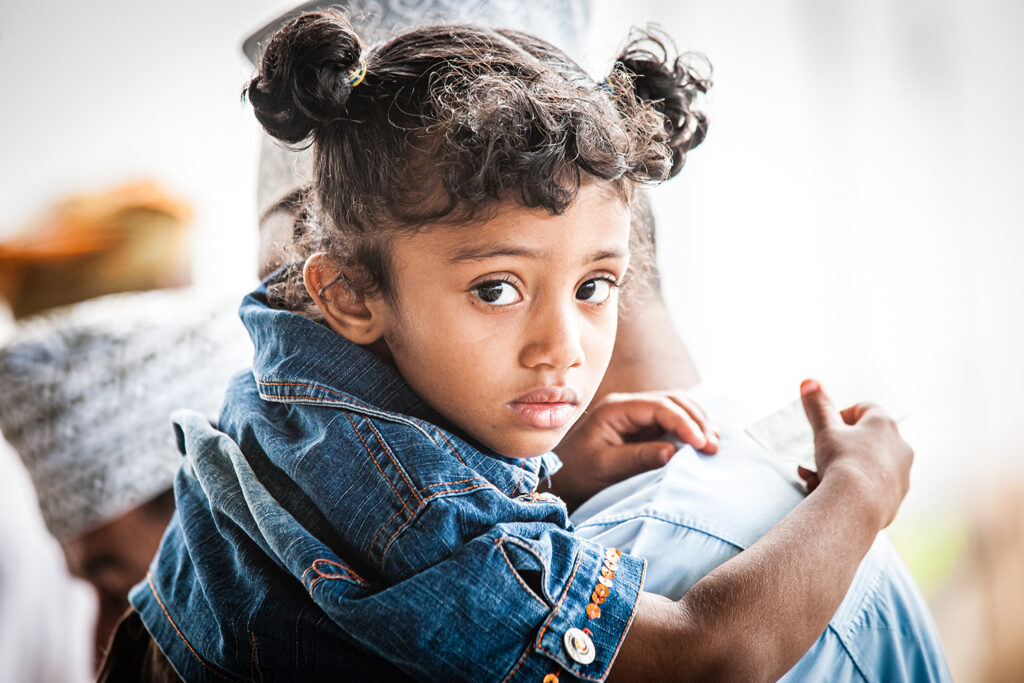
[{"xmin": 131, "ymin": 283, "xmax": 645, "ymax": 682}]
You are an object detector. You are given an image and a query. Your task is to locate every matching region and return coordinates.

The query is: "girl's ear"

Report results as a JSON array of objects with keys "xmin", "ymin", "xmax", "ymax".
[{"xmin": 303, "ymin": 253, "xmax": 386, "ymax": 345}]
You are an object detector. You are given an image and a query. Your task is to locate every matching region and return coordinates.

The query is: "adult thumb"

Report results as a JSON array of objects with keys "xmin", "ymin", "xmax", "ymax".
[{"xmin": 800, "ymin": 379, "xmax": 841, "ymax": 434}]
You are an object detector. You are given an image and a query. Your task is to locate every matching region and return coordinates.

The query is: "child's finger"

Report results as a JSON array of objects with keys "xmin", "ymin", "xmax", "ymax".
[
  {"xmin": 664, "ymin": 392, "xmax": 718, "ymax": 448},
  {"xmin": 610, "ymin": 441, "xmax": 677, "ymax": 473},
  {"xmin": 600, "ymin": 395, "xmax": 712, "ymax": 453},
  {"xmin": 666, "ymin": 391, "xmax": 710, "ymax": 426},
  {"xmin": 643, "ymin": 398, "xmax": 712, "ymax": 453}
]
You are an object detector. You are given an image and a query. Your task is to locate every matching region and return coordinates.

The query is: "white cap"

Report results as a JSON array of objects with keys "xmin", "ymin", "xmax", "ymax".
[{"xmin": 0, "ymin": 288, "xmax": 253, "ymax": 542}]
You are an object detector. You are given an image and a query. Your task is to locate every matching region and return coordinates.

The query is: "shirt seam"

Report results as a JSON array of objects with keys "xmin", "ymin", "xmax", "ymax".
[
  {"xmin": 500, "ymin": 549, "xmax": 584, "ymax": 683},
  {"xmin": 574, "ymin": 511, "xmax": 747, "ymax": 551},
  {"xmin": 825, "ymin": 623, "xmax": 873, "ymax": 683}
]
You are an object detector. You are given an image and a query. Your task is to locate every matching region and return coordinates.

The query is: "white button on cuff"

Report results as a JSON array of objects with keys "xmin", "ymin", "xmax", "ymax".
[{"xmin": 563, "ymin": 627, "xmax": 596, "ymax": 665}]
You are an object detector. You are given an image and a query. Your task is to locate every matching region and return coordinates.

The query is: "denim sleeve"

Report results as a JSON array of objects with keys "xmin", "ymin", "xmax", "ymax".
[
  {"xmin": 309, "ymin": 516, "xmax": 646, "ymax": 682},
  {"xmin": 165, "ymin": 409, "xmax": 646, "ymax": 681}
]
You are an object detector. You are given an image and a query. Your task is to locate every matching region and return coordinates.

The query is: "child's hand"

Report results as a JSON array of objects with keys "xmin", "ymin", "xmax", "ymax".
[{"xmin": 545, "ymin": 391, "xmax": 719, "ymax": 510}]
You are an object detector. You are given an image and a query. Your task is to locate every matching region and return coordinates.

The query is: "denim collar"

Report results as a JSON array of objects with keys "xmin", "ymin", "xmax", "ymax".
[
  {"xmin": 239, "ymin": 281, "xmax": 441, "ymax": 426},
  {"xmin": 238, "ymin": 278, "xmax": 562, "ymax": 480}
]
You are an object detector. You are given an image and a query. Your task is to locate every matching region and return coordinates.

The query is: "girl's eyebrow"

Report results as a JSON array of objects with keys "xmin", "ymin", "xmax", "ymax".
[
  {"xmin": 448, "ymin": 245, "xmax": 538, "ymax": 262},
  {"xmin": 448, "ymin": 245, "xmax": 627, "ymax": 264}
]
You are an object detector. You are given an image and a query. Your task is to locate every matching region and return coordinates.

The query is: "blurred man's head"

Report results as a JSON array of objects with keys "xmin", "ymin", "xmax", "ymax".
[{"xmin": 0, "ymin": 289, "xmax": 251, "ymax": 656}]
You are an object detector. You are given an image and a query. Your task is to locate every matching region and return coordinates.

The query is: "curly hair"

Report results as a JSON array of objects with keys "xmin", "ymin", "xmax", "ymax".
[{"xmin": 244, "ymin": 9, "xmax": 710, "ymax": 311}]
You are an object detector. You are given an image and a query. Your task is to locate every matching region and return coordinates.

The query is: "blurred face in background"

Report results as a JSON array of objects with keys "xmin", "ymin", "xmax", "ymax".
[{"xmin": 61, "ymin": 489, "xmax": 174, "ymax": 660}]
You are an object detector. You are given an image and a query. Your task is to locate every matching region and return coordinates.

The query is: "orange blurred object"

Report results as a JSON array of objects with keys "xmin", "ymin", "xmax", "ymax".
[{"xmin": 0, "ymin": 181, "xmax": 193, "ymax": 318}]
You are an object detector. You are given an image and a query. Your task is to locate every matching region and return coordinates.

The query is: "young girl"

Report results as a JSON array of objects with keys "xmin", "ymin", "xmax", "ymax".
[{"xmin": 124, "ymin": 10, "xmax": 915, "ymax": 681}]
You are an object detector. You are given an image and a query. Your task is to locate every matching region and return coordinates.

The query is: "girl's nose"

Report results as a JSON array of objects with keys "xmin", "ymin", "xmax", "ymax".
[{"xmin": 518, "ymin": 301, "xmax": 585, "ymax": 370}]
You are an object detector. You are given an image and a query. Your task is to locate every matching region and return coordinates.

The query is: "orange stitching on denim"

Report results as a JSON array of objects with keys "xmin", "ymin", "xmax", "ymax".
[
  {"xmin": 369, "ymin": 505, "xmax": 405, "ymax": 559},
  {"xmin": 437, "ymin": 432, "xmax": 467, "ymax": 466},
  {"xmin": 345, "ymin": 413, "xmax": 411, "ymax": 517},
  {"xmin": 311, "ymin": 558, "xmax": 367, "ymax": 584},
  {"xmin": 495, "ymin": 536, "xmax": 553, "ymax": 604},
  {"xmin": 259, "ymin": 380, "xmax": 361, "ymax": 400},
  {"xmin": 146, "ymin": 572, "xmax": 237, "ymax": 681},
  {"xmin": 261, "ymin": 392, "xmax": 326, "ymax": 403},
  {"xmin": 495, "ymin": 538, "xmax": 548, "ymax": 608},
  {"xmin": 535, "ymin": 549, "xmax": 584, "ymax": 650},
  {"xmin": 501, "ymin": 642, "xmax": 534, "ymax": 683},
  {"xmin": 379, "ymin": 482, "xmax": 494, "ymax": 558},
  {"xmin": 257, "ymin": 381, "xmax": 439, "ymax": 444},
  {"xmin": 605, "ymin": 558, "xmax": 646, "ymax": 672},
  {"xmin": 365, "ymin": 418, "xmax": 423, "ymax": 505},
  {"xmin": 250, "ymin": 634, "xmax": 263, "ymax": 683}
]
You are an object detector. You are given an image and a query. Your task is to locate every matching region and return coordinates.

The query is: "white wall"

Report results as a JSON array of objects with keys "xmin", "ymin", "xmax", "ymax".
[
  {"xmin": 0, "ymin": 1, "xmax": 286, "ymax": 291},
  {"xmin": 596, "ymin": 0, "xmax": 1024, "ymax": 518}
]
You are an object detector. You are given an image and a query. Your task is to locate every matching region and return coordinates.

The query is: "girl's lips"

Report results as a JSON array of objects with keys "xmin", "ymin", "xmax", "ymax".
[
  {"xmin": 508, "ymin": 401, "xmax": 576, "ymax": 429},
  {"xmin": 508, "ymin": 387, "xmax": 579, "ymax": 429},
  {"xmin": 511, "ymin": 386, "xmax": 579, "ymax": 404}
]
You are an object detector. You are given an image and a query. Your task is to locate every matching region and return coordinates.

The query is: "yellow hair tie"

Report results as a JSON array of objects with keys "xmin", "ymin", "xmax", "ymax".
[
  {"xmin": 348, "ymin": 59, "xmax": 367, "ymax": 88},
  {"xmin": 599, "ymin": 76, "xmax": 616, "ymax": 99}
]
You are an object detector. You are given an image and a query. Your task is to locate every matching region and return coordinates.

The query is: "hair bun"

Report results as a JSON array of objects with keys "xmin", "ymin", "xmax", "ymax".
[
  {"xmin": 614, "ymin": 28, "xmax": 711, "ymax": 178},
  {"xmin": 244, "ymin": 10, "xmax": 363, "ymax": 144}
]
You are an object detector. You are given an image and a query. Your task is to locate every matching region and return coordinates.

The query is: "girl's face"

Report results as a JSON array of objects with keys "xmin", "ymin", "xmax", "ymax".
[{"xmin": 374, "ymin": 183, "xmax": 630, "ymax": 459}]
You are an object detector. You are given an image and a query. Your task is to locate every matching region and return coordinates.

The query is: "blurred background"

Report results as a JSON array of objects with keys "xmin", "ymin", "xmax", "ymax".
[{"xmin": 1, "ymin": 0, "xmax": 1021, "ymax": 679}]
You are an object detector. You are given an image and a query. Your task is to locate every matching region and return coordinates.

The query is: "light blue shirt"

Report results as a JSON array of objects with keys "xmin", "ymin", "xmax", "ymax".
[{"xmin": 571, "ymin": 392, "xmax": 951, "ymax": 682}]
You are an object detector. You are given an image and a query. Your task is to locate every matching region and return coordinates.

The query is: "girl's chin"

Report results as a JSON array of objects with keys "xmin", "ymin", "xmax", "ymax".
[{"xmin": 489, "ymin": 432, "xmax": 567, "ymax": 460}]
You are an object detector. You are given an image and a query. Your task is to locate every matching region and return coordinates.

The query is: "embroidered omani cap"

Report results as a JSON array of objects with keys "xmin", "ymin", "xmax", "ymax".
[{"xmin": 0, "ymin": 288, "xmax": 253, "ymax": 542}]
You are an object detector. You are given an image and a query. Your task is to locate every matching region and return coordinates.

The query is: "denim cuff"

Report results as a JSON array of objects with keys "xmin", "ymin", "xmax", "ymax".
[{"xmin": 528, "ymin": 542, "xmax": 646, "ymax": 682}]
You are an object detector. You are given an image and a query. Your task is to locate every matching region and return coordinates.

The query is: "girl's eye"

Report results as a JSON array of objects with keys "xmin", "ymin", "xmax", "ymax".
[
  {"xmin": 472, "ymin": 280, "xmax": 521, "ymax": 306},
  {"xmin": 576, "ymin": 278, "xmax": 615, "ymax": 304}
]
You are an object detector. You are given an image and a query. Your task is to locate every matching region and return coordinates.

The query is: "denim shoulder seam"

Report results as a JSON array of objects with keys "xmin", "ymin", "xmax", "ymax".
[
  {"xmin": 343, "ymin": 412, "xmax": 417, "ymax": 520},
  {"xmin": 257, "ymin": 378, "xmax": 438, "ymax": 444},
  {"xmin": 362, "ymin": 416, "xmax": 424, "ymax": 506},
  {"xmin": 378, "ymin": 479, "xmax": 500, "ymax": 570}
]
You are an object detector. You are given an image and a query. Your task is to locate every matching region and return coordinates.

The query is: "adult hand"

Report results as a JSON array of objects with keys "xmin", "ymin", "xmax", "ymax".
[
  {"xmin": 548, "ymin": 391, "xmax": 718, "ymax": 510},
  {"xmin": 797, "ymin": 379, "xmax": 913, "ymax": 528}
]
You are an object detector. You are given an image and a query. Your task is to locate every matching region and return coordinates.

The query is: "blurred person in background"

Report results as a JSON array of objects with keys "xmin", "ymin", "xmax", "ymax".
[
  {"xmin": 0, "ymin": 288, "xmax": 251, "ymax": 666},
  {"xmin": 0, "ymin": 181, "xmax": 193, "ymax": 320},
  {"xmin": 0, "ymin": 444, "xmax": 95, "ymax": 683}
]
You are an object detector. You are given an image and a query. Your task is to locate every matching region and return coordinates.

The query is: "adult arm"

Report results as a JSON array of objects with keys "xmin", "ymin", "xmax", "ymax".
[{"xmin": 608, "ymin": 382, "xmax": 914, "ymax": 681}]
